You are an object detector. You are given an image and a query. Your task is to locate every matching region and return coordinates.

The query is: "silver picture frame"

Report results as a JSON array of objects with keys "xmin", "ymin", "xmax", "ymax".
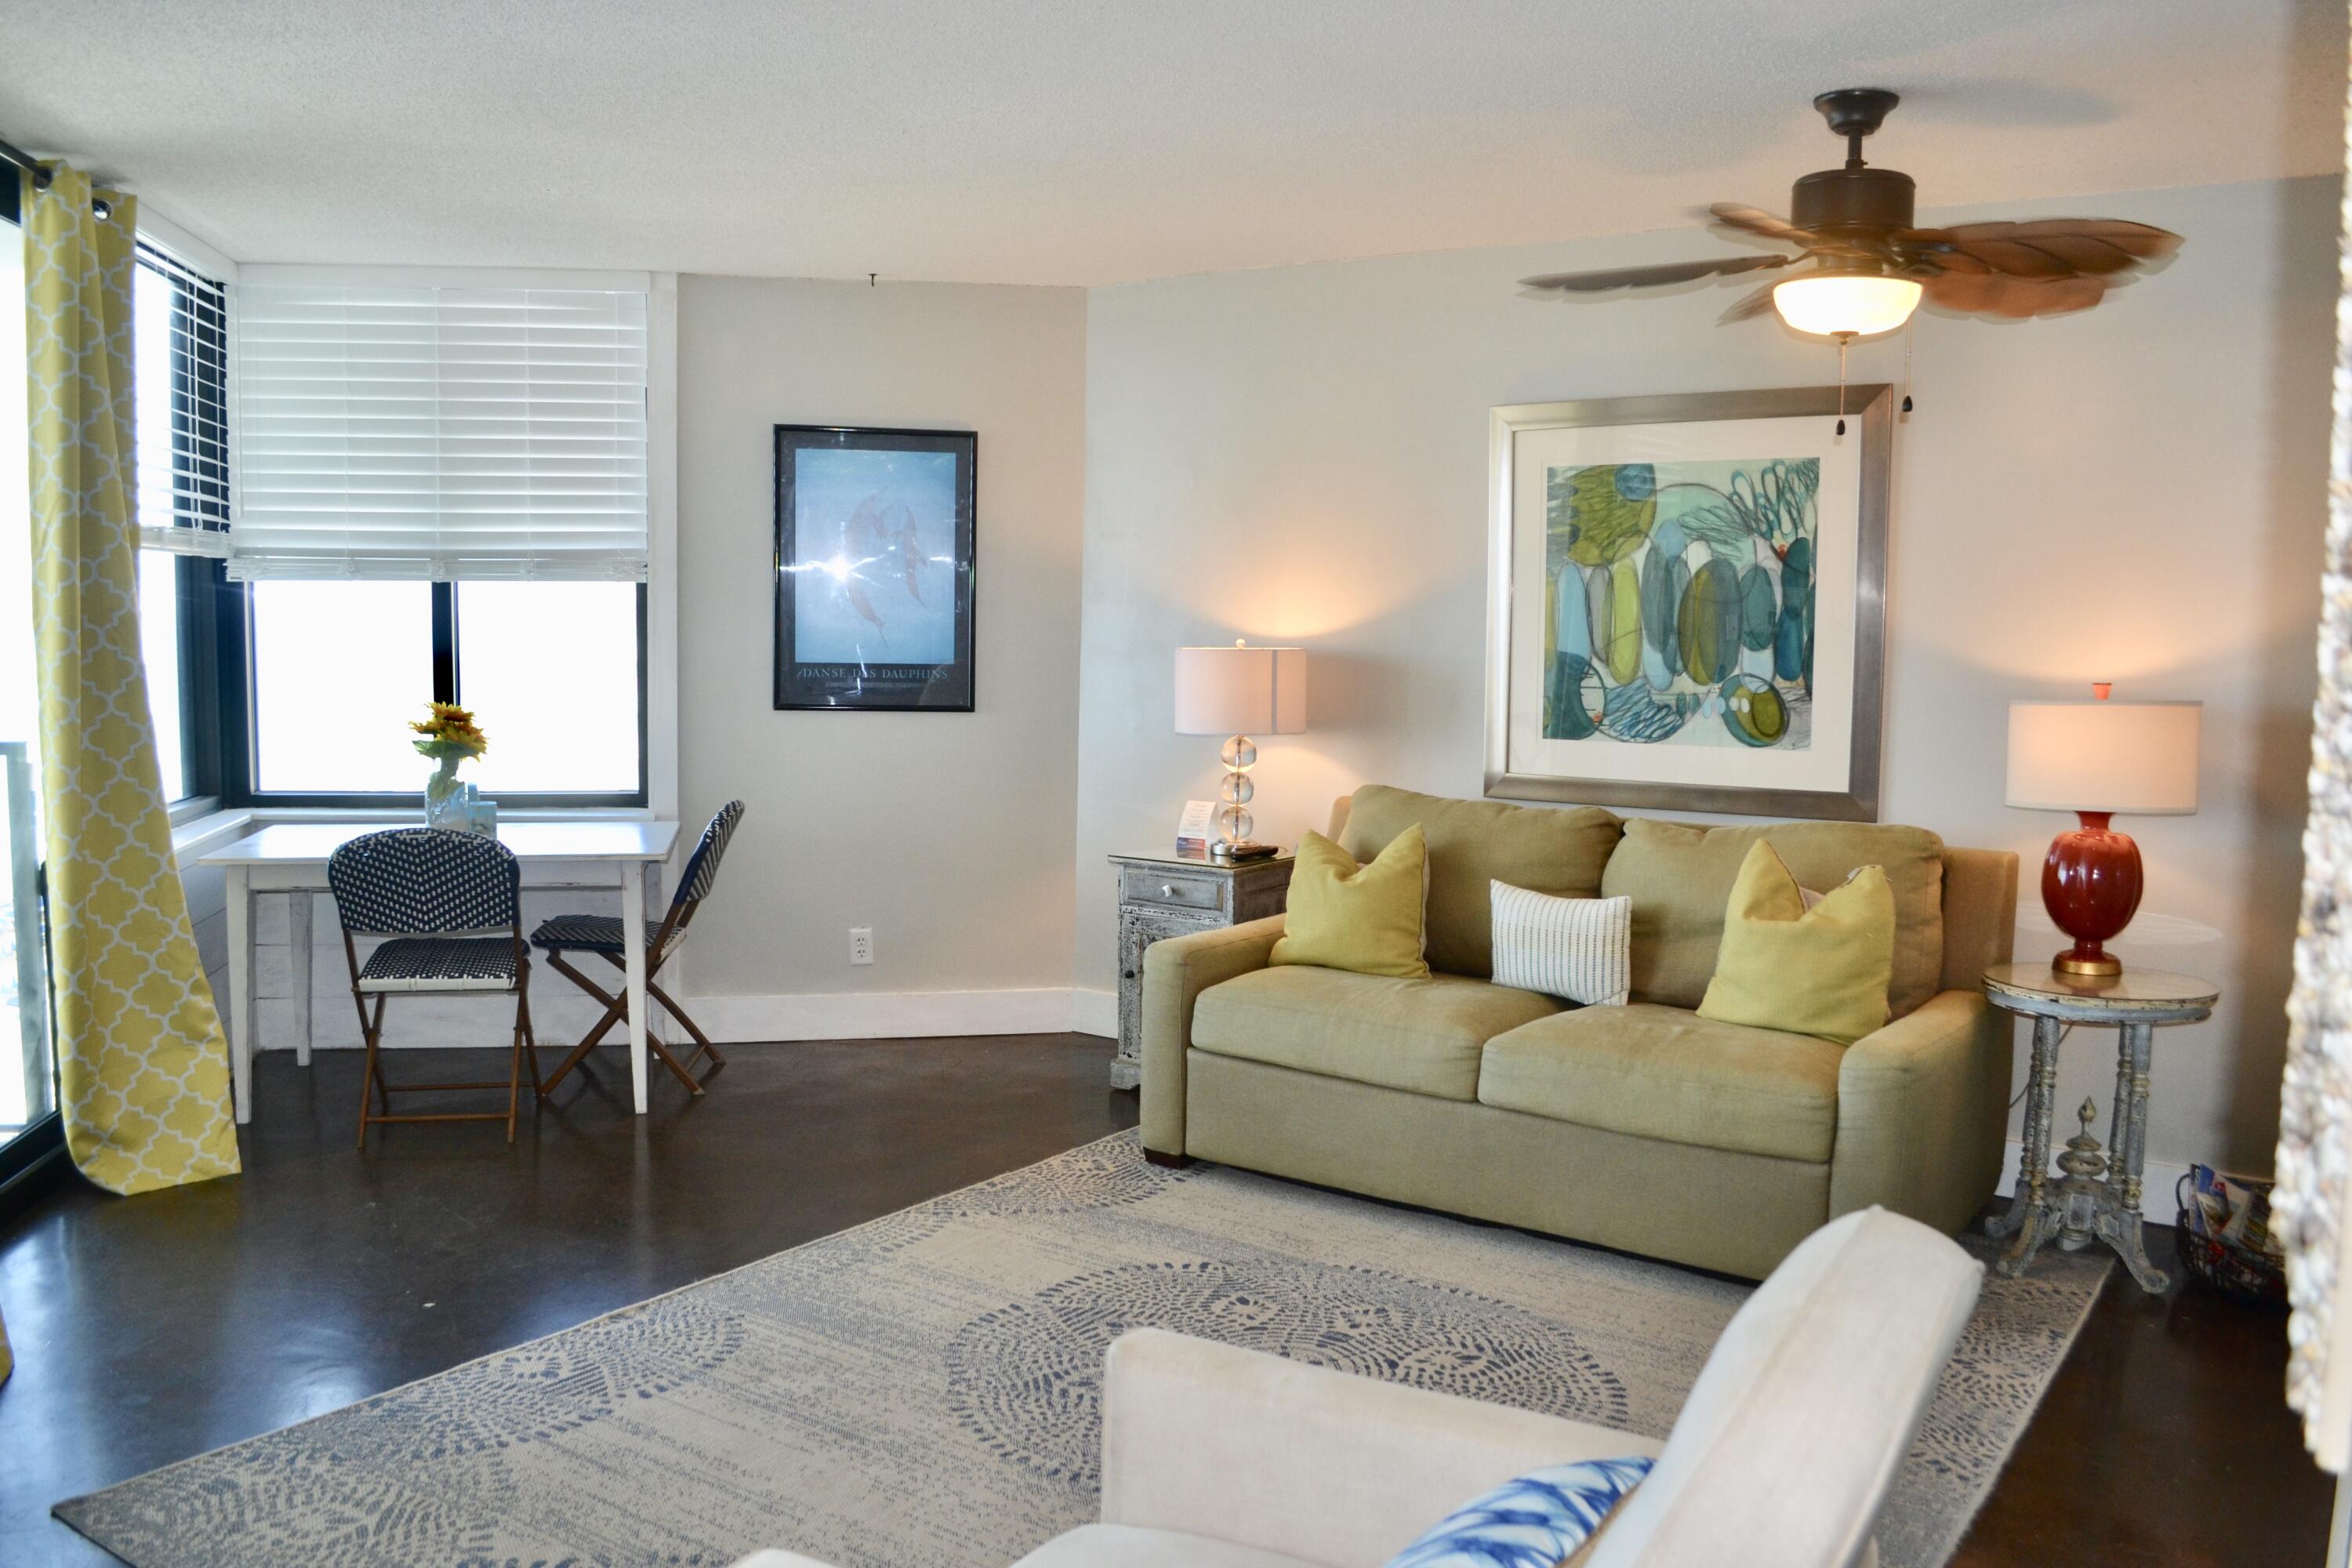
[{"xmin": 1483, "ymin": 384, "xmax": 1892, "ymax": 821}]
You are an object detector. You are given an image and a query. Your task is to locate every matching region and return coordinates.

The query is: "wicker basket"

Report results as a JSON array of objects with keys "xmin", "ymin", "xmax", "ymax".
[{"xmin": 2176, "ymin": 1174, "xmax": 2287, "ymax": 1307}]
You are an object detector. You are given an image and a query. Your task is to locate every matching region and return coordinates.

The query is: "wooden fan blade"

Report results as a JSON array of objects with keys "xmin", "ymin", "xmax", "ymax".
[
  {"xmin": 1900, "ymin": 220, "xmax": 2181, "ymax": 279},
  {"xmin": 1718, "ymin": 280, "xmax": 1782, "ymax": 325},
  {"xmin": 1922, "ymin": 270, "xmax": 2109, "ymax": 319},
  {"xmin": 1520, "ymin": 253, "xmax": 1791, "ymax": 292},
  {"xmin": 1704, "ymin": 204, "xmax": 1824, "ymax": 248}
]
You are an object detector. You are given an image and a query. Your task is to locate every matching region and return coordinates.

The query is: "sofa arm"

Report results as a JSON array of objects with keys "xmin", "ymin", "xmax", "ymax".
[
  {"xmin": 1140, "ymin": 915, "xmax": 1283, "ymax": 1156},
  {"xmin": 1831, "ymin": 989, "xmax": 2013, "ymax": 1232},
  {"xmin": 1101, "ymin": 1329, "xmax": 1657, "ymax": 1568}
]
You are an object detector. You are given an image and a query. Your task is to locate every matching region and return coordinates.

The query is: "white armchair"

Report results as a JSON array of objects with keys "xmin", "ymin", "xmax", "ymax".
[{"xmin": 736, "ymin": 1206, "xmax": 1980, "ymax": 1568}]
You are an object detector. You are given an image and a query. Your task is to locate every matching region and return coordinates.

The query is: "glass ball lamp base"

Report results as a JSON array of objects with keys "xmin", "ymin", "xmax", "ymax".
[{"xmin": 1210, "ymin": 734, "xmax": 1274, "ymax": 858}]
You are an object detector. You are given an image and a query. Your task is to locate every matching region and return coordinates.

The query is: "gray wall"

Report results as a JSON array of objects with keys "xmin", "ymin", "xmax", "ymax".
[
  {"xmin": 1073, "ymin": 176, "xmax": 2336, "ymax": 1174},
  {"xmin": 190, "ymin": 176, "xmax": 2329, "ymax": 1176},
  {"xmin": 674, "ymin": 275, "xmax": 1087, "ymax": 1030},
  {"xmin": 183, "ymin": 273, "xmax": 1089, "ymax": 1060}
]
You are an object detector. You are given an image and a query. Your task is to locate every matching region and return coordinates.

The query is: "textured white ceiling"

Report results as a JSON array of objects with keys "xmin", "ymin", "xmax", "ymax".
[{"xmin": 4, "ymin": 0, "xmax": 2341, "ymax": 285}]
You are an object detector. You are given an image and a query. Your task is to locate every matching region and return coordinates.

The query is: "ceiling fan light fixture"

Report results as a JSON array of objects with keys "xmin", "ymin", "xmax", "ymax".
[
  {"xmin": 1770, "ymin": 273, "xmax": 1922, "ymax": 339},
  {"xmin": 1516, "ymin": 91, "xmax": 2181, "ymax": 328}
]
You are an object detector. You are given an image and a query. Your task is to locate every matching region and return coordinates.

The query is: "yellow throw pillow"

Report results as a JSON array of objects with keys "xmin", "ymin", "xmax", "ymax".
[
  {"xmin": 1271, "ymin": 826, "xmax": 1432, "ymax": 979},
  {"xmin": 1697, "ymin": 840, "xmax": 1893, "ymax": 1045}
]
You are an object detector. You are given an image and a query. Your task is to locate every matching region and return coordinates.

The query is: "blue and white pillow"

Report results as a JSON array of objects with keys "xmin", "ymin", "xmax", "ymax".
[{"xmin": 1385, "ymin": 1457, "xmax": 1653, "ymax": 1568}]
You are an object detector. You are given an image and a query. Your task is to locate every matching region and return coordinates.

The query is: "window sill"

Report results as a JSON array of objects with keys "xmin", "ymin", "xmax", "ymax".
[
  {"xmin": 168, "ymin": 794, "xmax": 223, "ymax": 829},
  {"xmin": 172, "ymin": 808, "xmax": 256, "ymax": 868}
]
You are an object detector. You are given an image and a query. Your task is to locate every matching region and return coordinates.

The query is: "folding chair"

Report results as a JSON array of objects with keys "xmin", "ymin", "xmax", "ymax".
[
  {"xmin": 532, "ymin": 800, "xmax": 745, "ymax": 1098},
  {"xmin": 328, "ymin": 827, "xmax": 540, "ymax": 1147}
]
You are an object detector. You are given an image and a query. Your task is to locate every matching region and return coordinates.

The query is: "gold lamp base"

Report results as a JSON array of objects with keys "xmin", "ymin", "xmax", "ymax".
[{"xmin": 2052, "ymin": 949, "xmax": 2124, "ymax": 980}]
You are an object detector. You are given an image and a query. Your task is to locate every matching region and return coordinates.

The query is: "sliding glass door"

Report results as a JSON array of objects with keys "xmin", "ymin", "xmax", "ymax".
[{"xmin": 0, "ymin": 199, "xmax": 60, "ymax": 1185}]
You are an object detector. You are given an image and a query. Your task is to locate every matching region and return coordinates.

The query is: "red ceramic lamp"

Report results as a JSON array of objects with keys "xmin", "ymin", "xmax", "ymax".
[{"xmin": 2005, "ymin": 685, "xmax": 2201, "ymax": 978}]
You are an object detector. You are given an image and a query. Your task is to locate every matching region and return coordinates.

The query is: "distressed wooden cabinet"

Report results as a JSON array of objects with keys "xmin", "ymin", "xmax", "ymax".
[{"xmin": 1109, "ymin": 851, "xmax": 1293, "ymax": 1091}]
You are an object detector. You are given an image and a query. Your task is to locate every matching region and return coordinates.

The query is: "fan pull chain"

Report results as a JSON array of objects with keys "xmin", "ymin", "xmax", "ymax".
[
  {"xmin": 1901, "ymin": 314, "xmax": 1915, "ymax": 416},
  {"xmin": 1835, "ymin": 335, "xmax": 1849, "ymax": 436}
]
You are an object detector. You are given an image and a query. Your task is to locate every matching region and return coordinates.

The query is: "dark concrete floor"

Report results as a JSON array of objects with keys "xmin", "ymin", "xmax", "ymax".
[
  {"xmin": 0, "ymin": 1036, "xmax": 2330, "ymax": 1566},
  {"xmin": 0, "ymin": 1036, "xmax": 1138, "ymax": 1567},
  {"xmin": 1951, "ymin": 1220, "xmax": 2331, "ymax": 1568}
]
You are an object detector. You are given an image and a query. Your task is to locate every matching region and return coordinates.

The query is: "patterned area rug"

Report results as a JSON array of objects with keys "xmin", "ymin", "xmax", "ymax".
[{"xmin": 58, "ymin": 1131, "xmax": 2104, "ymax": 1568}]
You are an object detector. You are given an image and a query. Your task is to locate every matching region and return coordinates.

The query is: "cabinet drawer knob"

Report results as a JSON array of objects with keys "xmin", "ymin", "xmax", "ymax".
[{"xmin": 1160, "ymin": 882, "xmax": 1178, "ymax": 898}]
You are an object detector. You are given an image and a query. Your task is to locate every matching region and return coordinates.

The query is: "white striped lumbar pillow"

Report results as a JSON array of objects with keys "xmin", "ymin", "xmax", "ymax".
[{"xmin": 1489, "ymin": 881, "xmax": 1632, "ymax": 1006}]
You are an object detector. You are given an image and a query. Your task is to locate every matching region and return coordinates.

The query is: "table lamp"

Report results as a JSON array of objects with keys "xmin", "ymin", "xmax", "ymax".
[
  {"xmin": 1174, "ymin": 640, "xmax": 1306, "ymax": 856},
  {"xmin": 2005, "ymin": 684, "xmax": 2201, "ymax": 979}
]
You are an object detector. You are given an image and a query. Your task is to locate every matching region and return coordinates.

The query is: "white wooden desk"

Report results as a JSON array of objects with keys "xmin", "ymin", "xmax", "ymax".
[{"xmin": 200, "ymin": 821, "xmax": 681, "ymax": 1121}]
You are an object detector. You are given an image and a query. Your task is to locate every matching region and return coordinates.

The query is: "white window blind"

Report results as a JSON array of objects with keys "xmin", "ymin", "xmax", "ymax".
[
  {"xmin": 232, "ymin": 283, "xmax": 648, "ymax": 581},
  {"xmin": 134, "ymin": 241, "xmax": 232, "ymax": 557}
]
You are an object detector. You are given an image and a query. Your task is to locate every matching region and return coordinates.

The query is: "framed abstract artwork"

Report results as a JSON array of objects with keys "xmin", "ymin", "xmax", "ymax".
[
  {"xmin": 773, "ymin": 425, "xmax": 976, "ymax": 712},
  {"xmin": 1483, "ymin": 386, "xmax": 1892, "ymax": 820}
]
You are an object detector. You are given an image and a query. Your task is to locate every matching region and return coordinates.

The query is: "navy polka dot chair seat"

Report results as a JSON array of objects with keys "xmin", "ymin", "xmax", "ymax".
[
  {"xmin": 533, "ymin": 801, "xmax": 745, "ymax": 1101},
  {"xmin": 358, "ymin": 936, "xmax": 521, "ymax": 993},
  {"xmin": 326, "ymin": 827, "xmax": 541, "ymax": 1146},
  {"xmin": 528, "ymin": 913, "xmax": 640, "ymax": 957}
]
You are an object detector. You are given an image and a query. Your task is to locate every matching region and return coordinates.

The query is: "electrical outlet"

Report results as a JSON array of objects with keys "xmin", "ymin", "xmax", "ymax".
[{"xmin": 849, "ymin": 927, "xmax": 875, "ymax": 966}]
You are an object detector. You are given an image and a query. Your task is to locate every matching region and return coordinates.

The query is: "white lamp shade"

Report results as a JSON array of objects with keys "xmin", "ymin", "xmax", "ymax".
[
  {"xmin": 1174, "ymin": 644, "xmax": 1306, "ymax": 735},
  {"xmin": 2005, "ymin": 700, "xmax": 2201, "ymax": 815}
]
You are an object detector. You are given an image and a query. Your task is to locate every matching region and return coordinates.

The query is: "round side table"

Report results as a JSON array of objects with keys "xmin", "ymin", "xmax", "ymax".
[{"xmin": 1980, "ymin": 963, "xmax": 2218, "ymax": 1294}]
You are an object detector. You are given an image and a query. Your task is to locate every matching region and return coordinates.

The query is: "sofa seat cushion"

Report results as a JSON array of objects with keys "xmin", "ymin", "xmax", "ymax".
[
  {"xmin": 1012, "ymin": 1524, "xmax": 1319, "ymax": 1568},
  {"xmin": 1478, "ymin": 1003, "xmax": 1844, "ymax": 1163},
  {"xmin": 1193, "ymin": 965, "xmax": 1561, "ymax": 1102}
]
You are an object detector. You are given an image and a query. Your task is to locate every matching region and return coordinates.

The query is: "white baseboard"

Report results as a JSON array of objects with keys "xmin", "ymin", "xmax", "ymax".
[
  {"xmin": 1072, "ymin": 988, "xmax": 1117, "ymax": 1039},
  {"xmin": 1995, "ymin": 1137, "xmax": 2191, "ymax": 1224},
  {"xmin": 691, "ymin": 987, "xmax": 1077, "ymax": 1043}
]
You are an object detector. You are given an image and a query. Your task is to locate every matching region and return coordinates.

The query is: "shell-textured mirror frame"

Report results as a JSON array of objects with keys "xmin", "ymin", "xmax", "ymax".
[{"xmin": 2276, "ymin": 11, "xmax": 2352, "ymax": 1475}]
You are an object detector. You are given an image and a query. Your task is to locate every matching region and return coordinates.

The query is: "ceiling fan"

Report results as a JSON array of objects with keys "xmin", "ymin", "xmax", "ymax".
[{"xmin": 1520, "ymin": 89, "xmax": 2183, "ymax": 339}]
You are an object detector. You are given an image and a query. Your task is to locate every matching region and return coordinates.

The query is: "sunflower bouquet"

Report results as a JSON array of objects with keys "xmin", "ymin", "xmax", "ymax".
[
  {"xmin": 412, "ymin": 702, "xmax": 489, "ymax": 826},
  {"xmin": 411, "ymin": 702, "xmax": 489, "ymax": 763}
]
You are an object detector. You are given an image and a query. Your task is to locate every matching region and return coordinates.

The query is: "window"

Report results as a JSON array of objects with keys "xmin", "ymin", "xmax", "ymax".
[
  {"xmin": 245, "ymin": 579, "xmax": 642, "ymax": 800},
  {"xmin": 229, "ymin": 278, "xmax": 650, "ymax": 803},
  {"xmin": 248, "ymin": 581, "xmax": 434, "ymax": 793},
  {"xmin": 455, "ymin": 581, "xmax": 641, "ymax": 794},
  {"xmin": 136, "ymin": 548, "xmax": 185, "ymax": 797},
  {"xmin": 130, "ymin": 241, "xmax": 230, "ymax": 804},
  {"xmin": 1, "ymin": 193, "xmax": 60, "ymax": 1172}
]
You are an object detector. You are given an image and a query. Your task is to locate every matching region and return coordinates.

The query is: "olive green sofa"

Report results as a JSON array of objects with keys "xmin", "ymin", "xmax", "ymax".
[{"xmin": 1140, "ymin": 785, "xmax": 2018, "ymax": 1279}]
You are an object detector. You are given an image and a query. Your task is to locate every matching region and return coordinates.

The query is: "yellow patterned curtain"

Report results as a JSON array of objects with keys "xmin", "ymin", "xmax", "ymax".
[{"xmin": 24, "ymin": 164, "xmax": 238, "ymax": 1194}]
